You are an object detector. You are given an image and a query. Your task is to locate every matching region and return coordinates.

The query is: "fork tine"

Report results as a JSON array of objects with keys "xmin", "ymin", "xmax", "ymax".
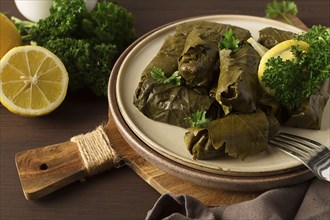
[
  {"xmin": 269, "ymin": 138, "xmax": 310, "ymax": 161},
  {"xmin": 279, "ymin": 132, "xmax": 326, "ymax": 152},
  {"xmin": 270, "ymin": 132, "xmax": 330, "ymax": 181},
  {"xmin": 275, "ymin": 133, "xmax": 318, "ymax": 155}
]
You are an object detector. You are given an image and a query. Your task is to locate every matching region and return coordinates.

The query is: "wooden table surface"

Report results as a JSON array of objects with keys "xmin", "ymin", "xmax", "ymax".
[{"xmin": 1, "ymin": 0, "xmax": 329, "ymax": 219}]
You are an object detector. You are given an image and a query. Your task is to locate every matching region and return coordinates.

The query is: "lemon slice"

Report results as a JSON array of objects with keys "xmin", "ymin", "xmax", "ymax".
[
  {"xmin": 0, "ymin": 13, "xmax": 22, "ymax": 59},
  {"xmin": 0, "ymin": 45, "xmax": 69, "ymax": 116},
  {"xmin": 258, "ymin": 39, "xmax": 309, "ymax": 95}
]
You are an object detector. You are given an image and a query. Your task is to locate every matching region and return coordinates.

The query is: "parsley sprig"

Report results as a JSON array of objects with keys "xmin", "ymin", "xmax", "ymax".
[
  {"xmin": 218, "ymin": 29, "xmax": 240, "ymax": 52},
  {"xmin": 12, "ymin": 0, "xmax": 136, "ymax": 96},
  {"xmin": 187, "ymin": 111, "xmax": 210, "ymax": 128},
  {"xmin": 262, "ymin": 25, "xmax": 330, "ymax": 111},
  {"xmin": 150, "ymin": 66, "xmax": 181, "ymax": 86},
  {"xmin": 265, "ymin": 0, "xmax": 298, "ymax": 24}
]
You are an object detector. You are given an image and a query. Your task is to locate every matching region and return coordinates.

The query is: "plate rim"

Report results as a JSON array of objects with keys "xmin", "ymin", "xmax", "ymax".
[{"xmin": 108, "ymin": 14, "xmax": 314, "ymax": 191}]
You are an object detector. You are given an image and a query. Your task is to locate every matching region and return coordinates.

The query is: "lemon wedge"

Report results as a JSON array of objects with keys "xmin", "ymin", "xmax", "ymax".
[
  {"xmin": 0, "ymin": 45, "xmax": 69, "ymax": 116},
  {"xmin": 258, "ymin": 39, "xmax": 309, "ymax": 96}
]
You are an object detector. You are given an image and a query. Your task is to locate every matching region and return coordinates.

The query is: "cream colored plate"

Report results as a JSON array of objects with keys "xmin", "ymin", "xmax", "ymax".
[{"xmin": 115, "ymin": 15, "xmax": 329, "ymax": 176}]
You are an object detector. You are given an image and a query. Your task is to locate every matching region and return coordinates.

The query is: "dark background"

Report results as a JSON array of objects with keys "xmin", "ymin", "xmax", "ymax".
[{"xmin": 1, "ymin": 0, "xmax": 329, "ymax": 219}]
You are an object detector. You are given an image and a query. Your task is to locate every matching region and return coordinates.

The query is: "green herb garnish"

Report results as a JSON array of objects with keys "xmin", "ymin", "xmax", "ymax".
[
  {"xmin": 12, "ymin": 0, "xmax": 136, "ymax": 96},
  {"xmin": 150, "ymin": 66, "xmax": 181, "ymax": 86},
  {"xmin": 265, "ymin": 0, "xmax": 298, "ymax": 24},
  {"xmin": 262, "ymin": 25, "xmax": 330, "ymax": 111},
  {"xmin": 218, "ymin": 29, "xmax": 240, "ymax": 52},
  {"xmin": 187, "ymin": 111, "xmax": 210, "ymax": 128}
]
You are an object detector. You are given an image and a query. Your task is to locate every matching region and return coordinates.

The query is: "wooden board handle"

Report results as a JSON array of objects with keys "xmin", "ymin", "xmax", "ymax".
[
  {"xmin": 15, "ymin": 125, "xmax": 122, "ymax": 200},
  {"xmin": 15, "ymin": 141, "xmax": 86, "ymax": 200}
]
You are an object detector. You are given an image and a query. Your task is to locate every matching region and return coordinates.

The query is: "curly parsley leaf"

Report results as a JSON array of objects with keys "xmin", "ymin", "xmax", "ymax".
[
  {"xmin": 218, "ymin": 29, "xmax": 240, "ymax": 52},
  {"xmin": 265, "ymin": 0, "xmax": 298, "ymax": 24},
  {"xmin": 12, "ymin": 0, "xmax": 136, "ymax": 96},
  {"xmin": 262, "ymin": 25, "xmax": 330, "ymax": 111},
  {"xmin": 150, "ymin": 66, "xmax": 181, "ymax": 86},
  {"xmin": 187, "ymin": 111, "xmax": 211, "ymax": 128}
]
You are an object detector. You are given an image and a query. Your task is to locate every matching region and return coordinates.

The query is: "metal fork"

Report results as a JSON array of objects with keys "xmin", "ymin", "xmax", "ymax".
[{"xmin": 269, "ymin": 132, "xmax": 330, "ymax": 182}]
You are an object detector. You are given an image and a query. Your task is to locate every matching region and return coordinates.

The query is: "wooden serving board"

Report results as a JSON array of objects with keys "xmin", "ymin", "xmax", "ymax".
[{"xmin": 15, "ymin": 16, "xmax": 309, "ymax": 206}]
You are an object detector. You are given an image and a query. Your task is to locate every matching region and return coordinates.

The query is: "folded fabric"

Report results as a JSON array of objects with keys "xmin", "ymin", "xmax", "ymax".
[{"xmin": 146, "ymin": 178, "xmax": 330, "ymax": 220}]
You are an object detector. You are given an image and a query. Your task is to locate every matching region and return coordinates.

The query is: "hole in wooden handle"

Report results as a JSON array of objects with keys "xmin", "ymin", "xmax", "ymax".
[
  {"xmin": 15, "ymin": 141, "xmax": 86, "ymax": 200},
  {"xmin": 39, "ymin": 163, "xmax": 48, "ymax": 170}
]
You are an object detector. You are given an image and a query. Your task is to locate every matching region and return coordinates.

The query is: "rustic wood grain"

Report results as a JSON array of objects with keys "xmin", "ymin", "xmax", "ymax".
[
  {"xmin": 15, "ymin": 141, "xmax": 86, "ymax": 200},
  {"xmin": 15, "ymin": 113, "xmax": 260, "ymax": 205}
]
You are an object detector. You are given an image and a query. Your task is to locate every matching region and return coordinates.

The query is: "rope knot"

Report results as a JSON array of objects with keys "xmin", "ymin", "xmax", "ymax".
[{"xmin": 70, "ymin": 125, "xmax": 119, "ymax": 176}]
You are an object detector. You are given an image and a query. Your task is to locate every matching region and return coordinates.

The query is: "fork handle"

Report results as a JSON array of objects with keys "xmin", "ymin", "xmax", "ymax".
[{"xmin": 309, "ymin": 150, "xmax": 330, "ymax": 182}]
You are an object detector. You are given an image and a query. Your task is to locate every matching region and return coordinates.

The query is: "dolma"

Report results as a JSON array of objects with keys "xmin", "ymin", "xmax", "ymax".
[
  {"xmin": 135, "ymin": 23, "xmax": 191, "ymax": 86},
  {"xmin": 281, "ymin": 79, "xmax": 330, "ymax": 129},
  {"xmin": 258, "ymin": 27, "xmax": 295, "ymax": 49},
  {"xmin": 178, "ymin": 22, "xmax": 251, "ymax": 88},
  {"xmin": 134, "ymin": 22, "xmax": 214, "ymax": 128},
  {"xmin": 256, "ymin": 86, "xmax": 280, "ymax": 116},
  {"xmin": 137, "ymin": 83, "xmax": 214, "ymax": 128},
  {"xmin": 215, "ymin": 43, "xmax": 260, "ymax": 116},
  {"xmin": 185, "ymin": 127, "xmax": 225, "ymax": 160},
  {"xmin": 184, "ymin": 110, "xmax": 271, "ymax": 160},
  {"xmin": 178, "ymin": 24, "xmax": 221, "ymax": 88},
  {"xmin": 267, "ymin": 115, "xmax": 280, "ymax": 139}
]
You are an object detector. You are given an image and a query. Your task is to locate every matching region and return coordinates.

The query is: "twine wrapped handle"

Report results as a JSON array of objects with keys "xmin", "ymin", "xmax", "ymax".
[
  {"xmin": 71, "ymin": 125, "xmax": 121, "ymax": 176},
  {"xmin": 15, "ymin": 125, "xmax": 121, "ymax": 200}
]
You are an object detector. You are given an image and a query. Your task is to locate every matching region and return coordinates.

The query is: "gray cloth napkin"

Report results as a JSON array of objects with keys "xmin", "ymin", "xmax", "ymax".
[{"xmin": 146, "ymin": 178, "xmax": 330, "ymax": 220}]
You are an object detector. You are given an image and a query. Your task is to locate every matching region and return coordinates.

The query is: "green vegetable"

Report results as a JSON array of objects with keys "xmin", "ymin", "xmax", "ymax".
[
  {"xmin": 13, "ymin": 0, "xmax": 136, "ymax": 96},
  {"xmin": 187, "ymin": 110, "xmax": 210, "ymax": 128},
  {"xmin": 150, "ymin": 66, "xmax": 181, "ymax": 86},
  {"xmin": 262, "ymin": 25, "xmax": 330, "ymax": 111},
  {"xmin": 265, "ymin": 0, "xmax": 298, "ymax": 24},
  {"xmin": 218, "ymin": 29, "xmax": 240, "ymax": 52}
]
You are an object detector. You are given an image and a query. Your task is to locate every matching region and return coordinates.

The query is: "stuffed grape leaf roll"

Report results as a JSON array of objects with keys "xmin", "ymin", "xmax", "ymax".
[
  {"xmin": 281, "ymin": 79, "xmax": 330, "ymax": 129},
  {"xmin": 215, "ymin": 43, "xmax": 261, "ymax": 116},
  {"xmin": 137, "ymin": 83, "xmax": 214, "ymax": 128},
  {"xmin": 178, "ymin": 24, "xmax": 221, "ymax": 88},
  {"xmin": 185, "ymin": 127, "xmax": 225, "ymax": 160},
  {"xmin": 178, "ymin": 21, "xmax": 251, "ymax": 89},
  {"xmin": 258, "ymin": 27, "xmax": 295, "ymax": 49},
  {"xmin": 134, "ymin": 22, "xmax": 214, "ymax": 128},
  {"xmin": 184, "ymin": 110, "xmax": 272, "ymax": 160}
]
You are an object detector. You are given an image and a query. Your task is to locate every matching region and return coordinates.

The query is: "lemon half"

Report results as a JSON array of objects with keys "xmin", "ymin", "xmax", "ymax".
[
  {"xmin": 0, "ymin": 46, "xmax": 69, "ymax": 116},
  {"xmin": 0, "ymin": 13, "xmax": 22, "ymax": 59},
  {"xmin": 258, "ymin": 39, "xmax": 309, "ymax": 96}
]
